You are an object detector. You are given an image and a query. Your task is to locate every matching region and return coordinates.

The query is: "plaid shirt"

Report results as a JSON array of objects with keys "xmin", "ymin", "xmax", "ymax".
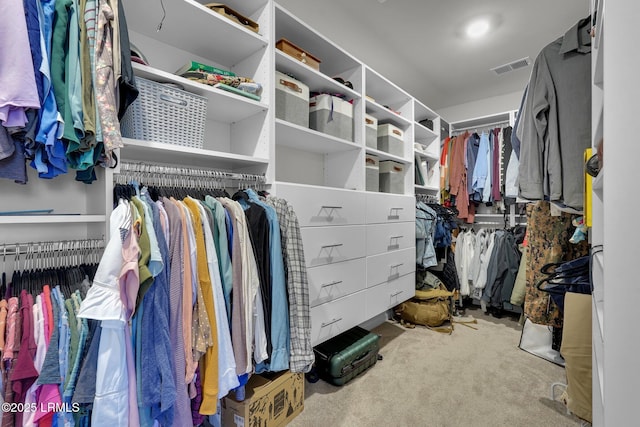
[{"xmin": 265, "ymin": 197, "xmax": 314, "ymax": 373}]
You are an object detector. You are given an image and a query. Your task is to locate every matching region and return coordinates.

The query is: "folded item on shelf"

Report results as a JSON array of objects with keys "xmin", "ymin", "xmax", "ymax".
[{"xmin": 180, "ymin": 71, "xmax": 262, "ymax": 99}]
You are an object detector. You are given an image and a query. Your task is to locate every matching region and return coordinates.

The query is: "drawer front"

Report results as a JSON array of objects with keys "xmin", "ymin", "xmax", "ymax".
[
  {"xmin": 308, "ymin": 258, "xmax": 366, "ymax": 308},
  {"xmin": 310, "ymin": 291, "xmax": 367, "ymax": 346},
  {"xmin": 365, "ymin": 192, "xmax": 415, "ymax": 224},
  {"xmin": 301, "ymin": 226, "xmax": 365, "ymax": 268},
  {"xmin": 365, "ymin": 273, "xmax": 415, "ymax": 319},
  {"xmin": 366, "ymin": 222, "xmax": 415, "ymax": 256},
  {"xmin": 275, "ymin": 183, "xmax": 365, "ymax": 227},
  {"xmin": 366, "ymin": 247, "xmax": 415, "ymax": 288}
]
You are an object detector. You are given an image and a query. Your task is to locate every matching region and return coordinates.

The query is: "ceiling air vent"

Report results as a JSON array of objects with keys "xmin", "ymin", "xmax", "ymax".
[{"xmin": 491, "ymin": 57, "xmax": 531, "ymax": 75}]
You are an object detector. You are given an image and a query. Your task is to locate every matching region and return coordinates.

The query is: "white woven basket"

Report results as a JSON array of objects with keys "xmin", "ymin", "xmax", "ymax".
[{"xmin": 121, "ymin": 77, "xmax": 207, "ymax": 149}]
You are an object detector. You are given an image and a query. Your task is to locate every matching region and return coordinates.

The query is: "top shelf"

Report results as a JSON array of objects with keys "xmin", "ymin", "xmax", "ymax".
[
  {"xmin": 366, "ymin": 99, "xmax": 412, "ymax": 128},
  {"xmin": 121, "ymin": 0, "xmax": 269, "ymax": 67},
  {"xmin": 275, "ymin": 4, "xmax": 361, "ymax": 77},
  {"xmin": 365, "ymin": 67, "xmax": 412, "ymax": 108},
  {"xmin": 275, "ymin": 51, "xmax": 361, "ymax": 100}
]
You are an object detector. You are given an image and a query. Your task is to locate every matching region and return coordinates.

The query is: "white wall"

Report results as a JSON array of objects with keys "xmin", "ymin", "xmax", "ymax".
[{"xmin": 436, "ymin": 91, "xmax": 523, "ymax": 123}]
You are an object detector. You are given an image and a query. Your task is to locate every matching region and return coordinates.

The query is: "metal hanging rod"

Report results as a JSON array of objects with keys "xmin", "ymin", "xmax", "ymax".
[
  {"xmin": 1, "ymin": 238, "xmax": 104, "ymax": 258},
  {"xmin": 451, "ymin": 120, "xmax": 511, "ymax": 134},
  {"xmin": 415, "ymin": 194, "xmax": 440, "ymax": 203},
  {"xmin": 116, "ymin": 161, "xmax": 266, "ymax": 185}
]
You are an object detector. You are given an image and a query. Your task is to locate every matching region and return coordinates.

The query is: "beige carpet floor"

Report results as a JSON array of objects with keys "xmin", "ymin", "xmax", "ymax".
[{"xmin": 288, "ymin": 310, "xmax": 583, "ymax": 427}]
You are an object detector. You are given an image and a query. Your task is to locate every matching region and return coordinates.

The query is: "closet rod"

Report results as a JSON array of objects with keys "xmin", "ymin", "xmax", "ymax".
[
  {"xmin": 451, "ymin": 120, "xmax": 510, "ymax": 133},
  {"xmin": 0, "ymin": 238, "xmax": 104, "ymax": 258},
  {"xmin": 117, "ymin": 161, "xmax": 266, "ymax": 183}
]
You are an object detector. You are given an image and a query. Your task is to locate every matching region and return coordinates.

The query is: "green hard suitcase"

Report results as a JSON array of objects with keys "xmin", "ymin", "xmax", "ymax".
[{"xmin": 313, "ymin": 326, "xmax": 380, "ymax": 386}]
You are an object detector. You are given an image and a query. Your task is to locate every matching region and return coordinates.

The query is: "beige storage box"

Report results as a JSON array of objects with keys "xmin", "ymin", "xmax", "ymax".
[
  {"xmin": 365, "ymin": 114, "xmax": 378, "ymax": 149},
  {"xmin": 275, "ymin": 71, "xmax": 310, "ymax": 127},
  {"xmin": 377, "ymin": 123, "xmax": 404, "ymax": 157},
  {"xmin": 309, "ymin": 94, "xmax": 354, "ymax": 141},
  {"xmin": 366, "ymin": 153, "xmax": 380, "ymax": 192},
  {"xmin": 379, "ymin": 160, "xmax": 405, "ymax": 194}
]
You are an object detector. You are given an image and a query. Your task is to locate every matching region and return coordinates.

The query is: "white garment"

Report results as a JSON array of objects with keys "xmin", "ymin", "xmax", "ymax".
[
  {"xmin": 505, "ymin": 150, "xmax": 519, "ymax": 198},
  {"xmin": 253, "ymin": 286, "xmax": 268, "ymax": 365},
  {"xmin": 78, "ymin": 200, "xmax": 131, "ymax": 426},
  {"xmin": 195, "ymin": 201, "xmax": 239, "ymax": 398},
  {"xmin": 475, "ymin": 232, "xmax": 496, "ymax": 290},
  {"xmin": 469, "ymin": 228, "xmax": 489, "ymax": 283},
  {"xmin": 460, "ymin": 231, "xmax": 476, "ymax": 296}
]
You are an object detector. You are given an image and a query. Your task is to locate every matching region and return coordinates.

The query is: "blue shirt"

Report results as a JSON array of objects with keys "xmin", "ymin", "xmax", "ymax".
[
  {"xmin": 204, "ymin": 196, "xmax": 234, "ymax": 325},
  {"xmin": 245, "ymin": 189, "xmax": 290, "ymax": 373},
  {"xmin": 140, "ymin": 194, "xmax": 176, "ymax": 426},
  {"xmin": 471, "ymin": 132, "xmax": 490, "ymax": 202},
  {"xmin": 34, "ymin": 0, "xmax": 65, "ymax": 178}
]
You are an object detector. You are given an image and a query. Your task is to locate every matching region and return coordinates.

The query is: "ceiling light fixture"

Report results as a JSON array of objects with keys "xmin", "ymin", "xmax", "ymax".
[{"xmin": 466, "ymin": 18, "xmax": 490, "ymax": 39}]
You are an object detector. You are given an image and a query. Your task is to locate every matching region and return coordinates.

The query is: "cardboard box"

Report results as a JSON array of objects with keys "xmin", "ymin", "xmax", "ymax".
[
  {"xmin": 222, "ymin": 371, "xmax": 304, "ymax": 427},
  {"xmin": 309, "ymin": 94, "xmax": 354, "ymax": 141},
  {"xmin": 276, "ymin": 71, "xmax": 310, "ymax": 127}
]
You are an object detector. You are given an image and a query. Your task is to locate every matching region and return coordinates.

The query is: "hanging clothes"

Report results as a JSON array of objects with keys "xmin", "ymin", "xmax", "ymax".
[
  {"xmin": 523, "ymin": 201, "xmax": 589, "ymax": 327},
  {"xmin": 518, "ymin": 17, "xmax": 592, "ymax": 210}
]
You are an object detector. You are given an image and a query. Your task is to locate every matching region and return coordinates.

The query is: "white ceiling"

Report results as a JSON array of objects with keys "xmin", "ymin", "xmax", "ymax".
[{"xmin": 276, "ymin": 0, "xmax": 590, "ymax": 112}]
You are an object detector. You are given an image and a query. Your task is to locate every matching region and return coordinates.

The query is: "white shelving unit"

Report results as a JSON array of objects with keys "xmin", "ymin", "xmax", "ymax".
[
  {"xmin": 122, "ymin": 0, "xmax": 272, "ymax": 178},
  {"xmin": 590, "ymin": 1, "xmax": 640, "ymax": 425},
  {"xmin": 272, "ymin": 2, "xmax": 443, "ymax": 344}
]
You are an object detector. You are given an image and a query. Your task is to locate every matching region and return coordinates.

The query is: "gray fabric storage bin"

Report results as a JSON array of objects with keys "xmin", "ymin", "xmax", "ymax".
[
  {"xmin": 365, "ymin": 114, "xmax": 378, "ymax": 149},
  {"xmin": 377, "ymin": 123, "xmax": 404, "ymax": 157},
  {"xmin": 366, "ymin": 154, "xmax": 379, "ymax": 192},
  {"xmin": 379, "ymin": 160, "xmax": 405, "ymax": 194},
  {"xmin": 309, "ymin": 94, "xmax": 353, "ymax": 141},
  {"xmin": 276, "ymin": 71, "xmax": 309, "ymax": 127}
]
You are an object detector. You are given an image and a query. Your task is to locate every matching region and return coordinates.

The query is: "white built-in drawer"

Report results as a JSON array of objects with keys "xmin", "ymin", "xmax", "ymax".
[
  {"xmin": 366, "ymin": 222, "xmax": 415, "ymax": 256},
  {"xmin": 301, "ymin": 225, "xmax": 365, "ymax": 268},
  {"xmin": 310, "ymin": 290, "xmax": 367, "ymax": 346},
  {"xmin": 365, "ymin": 192, "xmax": 415, "ymax": 224},
  {"xmin": 307, "ymin": 258, "xmax": 366, "ymax": 308},
  {"xmin": 366, "ymin": 247, "xmax": 416, "ymax": 288},
  {"xmin": 275, "ymin": 183, "xmax": 365, "ymax": 227},
  {"xmin": 365, "ymin": 273, "xmax": 415, "ymax": 319}
]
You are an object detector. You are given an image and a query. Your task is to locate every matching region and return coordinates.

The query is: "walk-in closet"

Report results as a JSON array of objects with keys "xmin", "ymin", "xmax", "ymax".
[{"xmin": 1, "ymin": 0, "xmax": 633, "ymax": 426}]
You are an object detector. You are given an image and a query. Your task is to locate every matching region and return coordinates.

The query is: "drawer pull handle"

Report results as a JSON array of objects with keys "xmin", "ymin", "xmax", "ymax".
[
  {"xmin": 321, "ymin": 205, "xmax": 343, "ymax": 210},
  {"xmin": 390, "ymin": 235, "xmax": 404, "ymax": 239},
  {"xmin": 321, "ymin": 280, "xmax": 343, "ymax": 288},
  {"xmin": 391, "ymin": 263, "xmax": 404, "ymax": 269},
  {"xmin": 388, "ymin": 207, "xmax": 404, "ymax": 219},
  {"xmin": 321, "ymin": 243, "xmax": 343, "ymax": 249},
  {"xmin": 321, "ymin": 317, "xmax": 342, "ymax": 328},
  {"xmin": 390, "ymin": 291, "xmax": 403, "ymax": 297}
]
